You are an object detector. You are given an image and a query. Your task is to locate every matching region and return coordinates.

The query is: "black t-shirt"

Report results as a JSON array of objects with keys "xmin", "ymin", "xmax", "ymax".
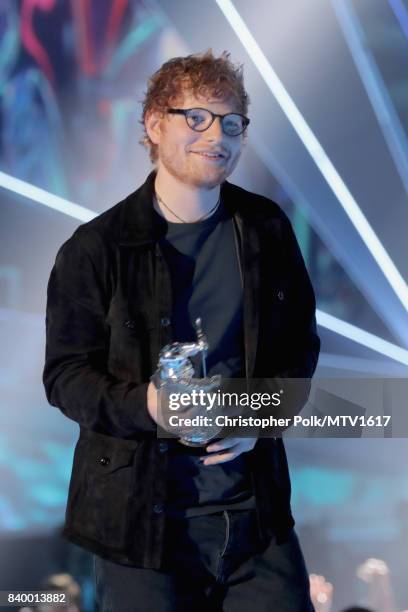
[{"xmin": 155, "ymin": 199, "xmax": 255, "ymax": 517}]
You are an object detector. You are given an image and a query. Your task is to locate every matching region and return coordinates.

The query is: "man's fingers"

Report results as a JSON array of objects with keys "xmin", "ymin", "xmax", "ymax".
[
  {"xmin": 200, "ymin": 438, "xmax": 246, "ymax": 465},
  {"xmin": 200, "ymin": 450, "xmax": 238, "ymax": 465},
  {"xmin": 206, "ymin": 438, "xmax": 240, "ymax": 452},
  {"xmin": 201, "ymin": 438, "xmax": 257, "ymax": 464}
]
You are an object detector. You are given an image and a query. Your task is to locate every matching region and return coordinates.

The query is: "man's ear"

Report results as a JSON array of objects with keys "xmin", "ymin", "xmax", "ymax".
[
  {"xmin": 242, "ymin": 129, "xmax": 249, "ymax": 147},
  {"xmin": 145, "ymin": 109, "xmax": 164, "ymax": 145}
]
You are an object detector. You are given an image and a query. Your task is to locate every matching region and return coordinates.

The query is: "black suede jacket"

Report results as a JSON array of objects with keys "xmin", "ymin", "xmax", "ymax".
[{"xmin": 42, "ymin": 169, "xmax": 320, "ymax": 569}]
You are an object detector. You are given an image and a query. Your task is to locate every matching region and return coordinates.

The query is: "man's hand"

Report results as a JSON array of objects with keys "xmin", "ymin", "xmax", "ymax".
[
  {"xmin": 199, "ymin": 437, "xmax": 257, "ymax": 466},
  {"xmin": 147, "ymin": 381, "xmax": 160, "ymax": 424}
]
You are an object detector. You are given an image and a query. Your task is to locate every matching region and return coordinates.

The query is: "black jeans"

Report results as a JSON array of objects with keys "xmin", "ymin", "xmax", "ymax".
[{"xmin": 94, "ymin": 509, "xmax": 314, "ymax": 611}]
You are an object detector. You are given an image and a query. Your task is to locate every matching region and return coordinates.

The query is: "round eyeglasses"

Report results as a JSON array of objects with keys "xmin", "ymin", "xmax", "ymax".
[{"xmin": 166, "ymin": 107, "xmax": 250, "ymax": 137}]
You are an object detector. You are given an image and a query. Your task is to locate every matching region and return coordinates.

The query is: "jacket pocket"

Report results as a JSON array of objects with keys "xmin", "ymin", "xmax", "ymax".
[{"xmin": 67, "ymin": 430, "xmax": 139, "ymax": 551}]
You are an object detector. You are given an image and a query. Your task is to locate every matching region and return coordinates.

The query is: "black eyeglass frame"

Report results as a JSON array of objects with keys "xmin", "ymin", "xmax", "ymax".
[{"xmin": 166, "ymin": 107, "xmax": 250, "ymax": 136}]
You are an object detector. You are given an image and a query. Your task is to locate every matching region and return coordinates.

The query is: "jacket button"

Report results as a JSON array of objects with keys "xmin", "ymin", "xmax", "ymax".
[
  {"xmin": 124, "ymin": 319, "xmax": 136, "ymax": 329},
  {"xmin": 153, "ymin": 503, "xmax": 163, "ymax": 514},
  {"xmin": 277, "ymin": 290, "xmax": 284, "ymax": 301},
  {"xmin": 99, "ymin": 456, "xmax": 110, "ymax": 466},
  {"xmin": 160, "ymin": 317, "xmax": 171, "ymax": 327},
  {"xmin": 158, "ymin": 441, "xmax": 168, "ymax": 453}
]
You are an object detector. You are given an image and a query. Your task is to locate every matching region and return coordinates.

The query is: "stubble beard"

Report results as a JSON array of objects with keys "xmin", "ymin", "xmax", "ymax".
[{"xmin": 159, "ymin": 144, "xmax": 241, "ymax": 190}]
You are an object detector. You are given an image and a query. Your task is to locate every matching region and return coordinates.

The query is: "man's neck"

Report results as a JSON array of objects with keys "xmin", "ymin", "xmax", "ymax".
[{"xmin": 153, "ymin": 165, "xmax": 221, "ymax": 223}]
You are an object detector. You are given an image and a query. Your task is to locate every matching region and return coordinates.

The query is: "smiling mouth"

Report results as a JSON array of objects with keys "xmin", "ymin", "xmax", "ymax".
[{"xmin": 191, "ymin": 151, "xmax": 226, "ymax": 161}]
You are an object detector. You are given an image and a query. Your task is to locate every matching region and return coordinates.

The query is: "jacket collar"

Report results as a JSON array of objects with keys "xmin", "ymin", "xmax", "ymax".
[
  {"xmin": 118, "ymin": 168, "xmax": 244, "ymax": 247},
  {"xmin": 118, "ymin": 169, "xmax": 163, "ymax": 247}
]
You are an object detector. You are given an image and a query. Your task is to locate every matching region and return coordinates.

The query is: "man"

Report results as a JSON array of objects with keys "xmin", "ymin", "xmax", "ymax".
[{"xmin": 43, "ymin": 50, "xmax": 320, "ymax": 611}]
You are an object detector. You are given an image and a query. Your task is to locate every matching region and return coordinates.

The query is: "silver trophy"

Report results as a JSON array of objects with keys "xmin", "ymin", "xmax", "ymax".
[{"xmin": 151, "ymin": 318, "xmax": 222, "ymax": 446}]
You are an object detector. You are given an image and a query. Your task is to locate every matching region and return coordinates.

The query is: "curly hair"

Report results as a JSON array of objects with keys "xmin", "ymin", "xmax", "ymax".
[{"xmin": 139, "ymin": 49, "xmax": 250, "ymax": 164}]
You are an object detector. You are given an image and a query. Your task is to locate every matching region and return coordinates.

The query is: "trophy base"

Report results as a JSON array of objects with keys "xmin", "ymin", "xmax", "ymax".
[
  {"xmin": 177, "ymin": 438, "xmax": 205, "ymax": 448},
  {"xmin": 178, "ymin": 432, "xmax": 220, "ymax": 447}
]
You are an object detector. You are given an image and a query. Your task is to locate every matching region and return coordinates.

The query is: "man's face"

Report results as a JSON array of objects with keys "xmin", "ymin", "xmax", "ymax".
[{"xmin": 147, "ymin": 91, "xmax": 247, "ymax": 189}]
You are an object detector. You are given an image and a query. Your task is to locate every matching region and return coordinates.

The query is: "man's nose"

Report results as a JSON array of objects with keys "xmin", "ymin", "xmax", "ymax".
[{"xmin": 204, "ymin": 116, "xmax": 224, "ymax": 141}]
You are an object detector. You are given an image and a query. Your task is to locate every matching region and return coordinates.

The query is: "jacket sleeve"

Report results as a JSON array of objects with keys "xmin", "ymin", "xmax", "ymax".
[
  {"xmin": 42, "ymin": 228, "xmax": 157, "ymax": 438},
  {"xmin": 277, "ymin": 212, "xmax": 320, "ymax": 379},
  {"xmin": 252, "ymin": 212, "xmax": 321, "ymax": 437}
]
